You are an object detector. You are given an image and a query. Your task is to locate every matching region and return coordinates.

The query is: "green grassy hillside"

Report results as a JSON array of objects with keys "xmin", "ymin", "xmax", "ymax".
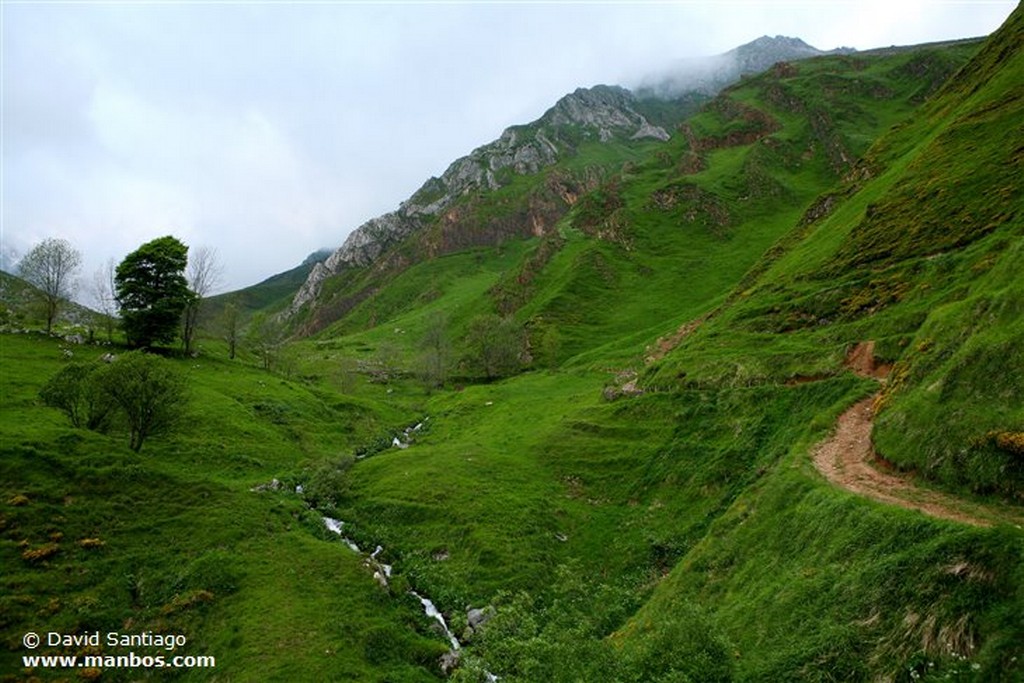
[
  {"xmin": 2, "ymin": 7, "xmax": 1022, "ymax": 683},
  {"xmin": 203, "ymin": 250, "xmax": 330, "ymax": 323},
  {"xmin": 615, "ymin": 6, "xmax": 1024, "ymax": 681},
  {"xmin": 0, "ymin": 333, "xmax": 445, "ymax": 681},
  {"xmin": 646, "ymin": 5, "xmax": 1024, "ymax": 498},
  {"xmin": 1, "ymin": 271, "xmax": 109, "ymax": 338},
  {"xmin": 303, "ymin": 39, "xmax": 981, "ymax": 373}
]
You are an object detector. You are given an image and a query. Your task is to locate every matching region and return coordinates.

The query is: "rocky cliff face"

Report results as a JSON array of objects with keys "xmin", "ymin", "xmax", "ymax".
[{"xmin": 286, "ymin": 85, "xmax": 672, "ymax": 316}]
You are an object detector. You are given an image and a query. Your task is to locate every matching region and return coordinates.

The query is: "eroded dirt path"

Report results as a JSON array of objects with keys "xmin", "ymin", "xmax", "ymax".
[
  {"xmin": 811, "ymin": 343, "xmax": 1022, "ymax": 528},
  {"xmin": 812, "ymin": 396, "xmax": 998, "ymax": 527}
]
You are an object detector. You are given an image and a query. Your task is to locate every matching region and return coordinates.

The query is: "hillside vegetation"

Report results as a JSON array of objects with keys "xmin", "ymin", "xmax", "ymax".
[{"xmin": 2, "ymin": 7, "xmax": 1022, "ymax": 683}]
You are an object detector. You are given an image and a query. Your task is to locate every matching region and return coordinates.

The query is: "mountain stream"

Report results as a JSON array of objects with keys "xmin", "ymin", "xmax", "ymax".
[{"xmin": 322, "ymin": 516, "xmax": 495, "ymax": 679}]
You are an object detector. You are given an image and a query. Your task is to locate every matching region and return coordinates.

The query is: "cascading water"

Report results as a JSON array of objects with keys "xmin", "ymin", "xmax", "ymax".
[
  {"xmin": 410, "ymin": 591, "xmax": 461, "ymax": 650},
  {"xmin": 322, "ymin": 516, "xmax": 360, "ymax": 552},
  {"xmin": 321, "ymin": 517, "xmax": 497, "ymax": 680}
]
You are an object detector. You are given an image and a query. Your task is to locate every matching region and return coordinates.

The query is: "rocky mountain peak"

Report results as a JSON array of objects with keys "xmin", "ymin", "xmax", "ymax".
[
  {"xmin": 731, "ymin": 35, "xmax": 853, "ymax": 69},
  {"xmin": 287, "ymin": 35, "xmax": 853, "ymax": 319},
  {"xmin": 635, "ymin": 35, "xmax": 854, "ymax": 99},
  {"xmin": 745, "ymin": 35, "xmax": 816, "ymax": 51},
  {"xmin": 285, "ymin": 84, "xmax": 671, "ymax": 317}
]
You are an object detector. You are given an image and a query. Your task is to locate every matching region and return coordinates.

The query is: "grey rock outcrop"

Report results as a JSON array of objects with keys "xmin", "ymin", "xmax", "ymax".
[
  {"xmin": 461, "ymin": 604, "xmax": 497, "ymax": 642},
  {"xmin": 467, "ymin": 605, "xmax": 496, "ymax": 631},
  {"xmin": 286, "ymin": 84, "xmax": 671, "ymax": 317},
  {"xmin": 288, "ymin": 211, "xmax": 422, "ymax": 313}
]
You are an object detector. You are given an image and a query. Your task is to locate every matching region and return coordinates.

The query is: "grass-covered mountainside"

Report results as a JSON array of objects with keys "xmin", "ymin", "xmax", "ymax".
[
  {"xmin": 285, "ymin": 35, "xmax": 864, "ymax": 336},
  {"xmin": 1, "ymin": 271, "xmax": 105, "ymax": 336},
  {"xmin": 2, "ymin": 8, "xmax": 1023, "ymax": 683},
  {"xmin": 202, "ymin": 248, "xmax": 332, "ymax": 320}
]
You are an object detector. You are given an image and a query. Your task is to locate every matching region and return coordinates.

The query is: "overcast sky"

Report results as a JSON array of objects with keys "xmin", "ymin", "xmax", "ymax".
[{"xmin": 2, "ymin": 1, "xmax": 1016, "ymax": 296}]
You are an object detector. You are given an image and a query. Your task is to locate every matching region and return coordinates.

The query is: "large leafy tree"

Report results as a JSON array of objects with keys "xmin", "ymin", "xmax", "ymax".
[
  {"xmin": 115, "ymin": 236, "xmax": 194, "ymax": 348},
  {"xmin": 17, "ymin": 237, "xmax": 82, "ymax": 333}
]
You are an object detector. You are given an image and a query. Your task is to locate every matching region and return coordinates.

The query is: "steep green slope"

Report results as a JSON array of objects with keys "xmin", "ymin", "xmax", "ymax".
[
  {"xmin": 646, "ymin": 4, "xmax": 1023, "ymax": 498},
  {"xmin": 610, "ymin": 6, "xmax": 1024, "ymax": 681},
  {"xmin": 0, "ymin": 334, "xmax": 446, "ymax": 681},
  {"xmin": 204, "ymin": 249, "xmax": 331, "ymax": 320},
  {"xmin": 534, "ymin": 43, "xmax": 983, "ymax": 365}
]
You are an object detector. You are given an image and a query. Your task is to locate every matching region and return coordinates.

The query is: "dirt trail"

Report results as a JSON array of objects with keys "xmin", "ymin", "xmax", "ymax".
[
  {"xmin": 811, "ymin": 343, "xmax": 1021, "ymax": 528},
  {"xmin": 644, "ymin": 313, "xmax": 708, "ymax": 364}
]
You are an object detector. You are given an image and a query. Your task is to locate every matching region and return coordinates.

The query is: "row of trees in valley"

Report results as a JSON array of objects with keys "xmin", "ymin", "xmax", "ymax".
[
  {"xmin": 15, "ymin": 235, "xmax": 540, "ymax": 382},
  {"xmin": 20, "ymin": 235, "xmax": 223, "ymax": 453},
  {"xmin": 16, "ymin": 235, "xmax": 222, "ymax": 352}
]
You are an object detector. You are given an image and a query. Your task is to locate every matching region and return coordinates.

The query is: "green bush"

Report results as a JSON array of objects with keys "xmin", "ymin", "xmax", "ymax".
[
  {"xmin": 39, "ymin": 361, "xmax": 115, "ymax": 431},
  {"xmin": 92, "ymin": 351, "xmax": 188, "ymax": 452},
  {"xmin": 302, "ymin": 455, "xmax": 356, "ymax": 510}
]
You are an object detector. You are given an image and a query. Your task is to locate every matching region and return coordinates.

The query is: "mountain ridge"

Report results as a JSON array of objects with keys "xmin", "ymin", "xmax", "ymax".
[
  {"xmin": 284, "ymin": 34, "xmax": 855, "ymax": 323},
  {"xmin": 634, "ymin": 34, "xmax": 854, "ymax": 98}
]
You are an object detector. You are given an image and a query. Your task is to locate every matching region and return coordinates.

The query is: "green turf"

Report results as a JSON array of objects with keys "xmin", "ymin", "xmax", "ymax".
[{"xmin": 2, "ymin": 10, "xmax": 1023, "ymax": 682}]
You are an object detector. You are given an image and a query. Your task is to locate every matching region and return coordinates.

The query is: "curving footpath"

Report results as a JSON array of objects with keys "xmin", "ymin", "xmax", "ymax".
[{"xmin": 811, "ymin": 343, "xmax": 1023, "ymax": 528}]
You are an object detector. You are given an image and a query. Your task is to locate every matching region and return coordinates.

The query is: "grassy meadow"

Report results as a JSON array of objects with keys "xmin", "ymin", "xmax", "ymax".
[{"xmin": 3, "ymin": 7, "xmax": 1024, "ymax": 682}]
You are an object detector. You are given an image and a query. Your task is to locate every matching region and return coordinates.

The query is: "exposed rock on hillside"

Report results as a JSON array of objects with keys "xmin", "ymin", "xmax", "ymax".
[
  {"xmin": 287, "ymin": 36, "xmax": 855, "ymax": 320},
  {"xmin": 287, "ymin": 85, "xmax": 673, "ymax": 316}
]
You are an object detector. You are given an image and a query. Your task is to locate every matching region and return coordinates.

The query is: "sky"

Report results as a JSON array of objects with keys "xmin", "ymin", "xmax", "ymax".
[{"xmin": 2, "ymin": 1, "xmax": 1017, "ymax": 297}]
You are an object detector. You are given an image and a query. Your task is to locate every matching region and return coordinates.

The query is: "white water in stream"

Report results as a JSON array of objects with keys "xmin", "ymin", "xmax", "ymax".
[
  {"xmin": 322, "ymin": 517, "xmax": 360, "ymax": 553},
  {"xmin": 411, "ymin": 591, "xmax": 461, "ymax": 650},
  {"xmin": 323, "ymin": 518, "xmax": 457, "ymax": 642},
  {"xmin": 322, "ymin": 516, "xmax": 496, "ymax": 680}
]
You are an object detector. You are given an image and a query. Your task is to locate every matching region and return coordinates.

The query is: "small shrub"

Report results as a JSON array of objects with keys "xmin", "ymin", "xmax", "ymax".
[
  {"xmin": 38, "ymin": 361, "xmax": 115, "ymax": 431},
  {"xmin": 92, "ymin": 351, "xmax": 188, "ymax": 452},
  {"xmin": 302, "ymin": 456, "xmax": 356, "ymax": 510},
  {"xmin": 464, "ymin": 314, "xmax": 528, "ymax": 380}
]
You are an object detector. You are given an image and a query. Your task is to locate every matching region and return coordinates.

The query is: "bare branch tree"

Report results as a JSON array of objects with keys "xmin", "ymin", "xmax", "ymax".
[
  {"xmin": 182, "ymin": 246, "xmax": 223, "ymax": 355},
  {"xmin": 17, "ymin": 237, "xmax": 82, "ymax": 333},
  {"xmin": 219, "ymin": 298, "xmax": 241, "ymax": 360},
  {"xmin": 89, "ymin": 258, "xmax": 118, "ymax": 342}
]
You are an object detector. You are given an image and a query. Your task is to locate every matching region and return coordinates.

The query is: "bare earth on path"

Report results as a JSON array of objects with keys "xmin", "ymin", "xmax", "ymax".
[
  {"xmin": 812, "ymin": 396, "xmax": 997, "ymax": 527},
  {"xmin": 811, "ymin": 342, "xmax": 1024, "ymax": 528}
]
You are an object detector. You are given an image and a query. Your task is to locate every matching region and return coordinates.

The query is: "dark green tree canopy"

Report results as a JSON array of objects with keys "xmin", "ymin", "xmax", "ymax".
[{"xmin": 115, "ymin": 236, "xmax": 194, "ymax": 348}]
